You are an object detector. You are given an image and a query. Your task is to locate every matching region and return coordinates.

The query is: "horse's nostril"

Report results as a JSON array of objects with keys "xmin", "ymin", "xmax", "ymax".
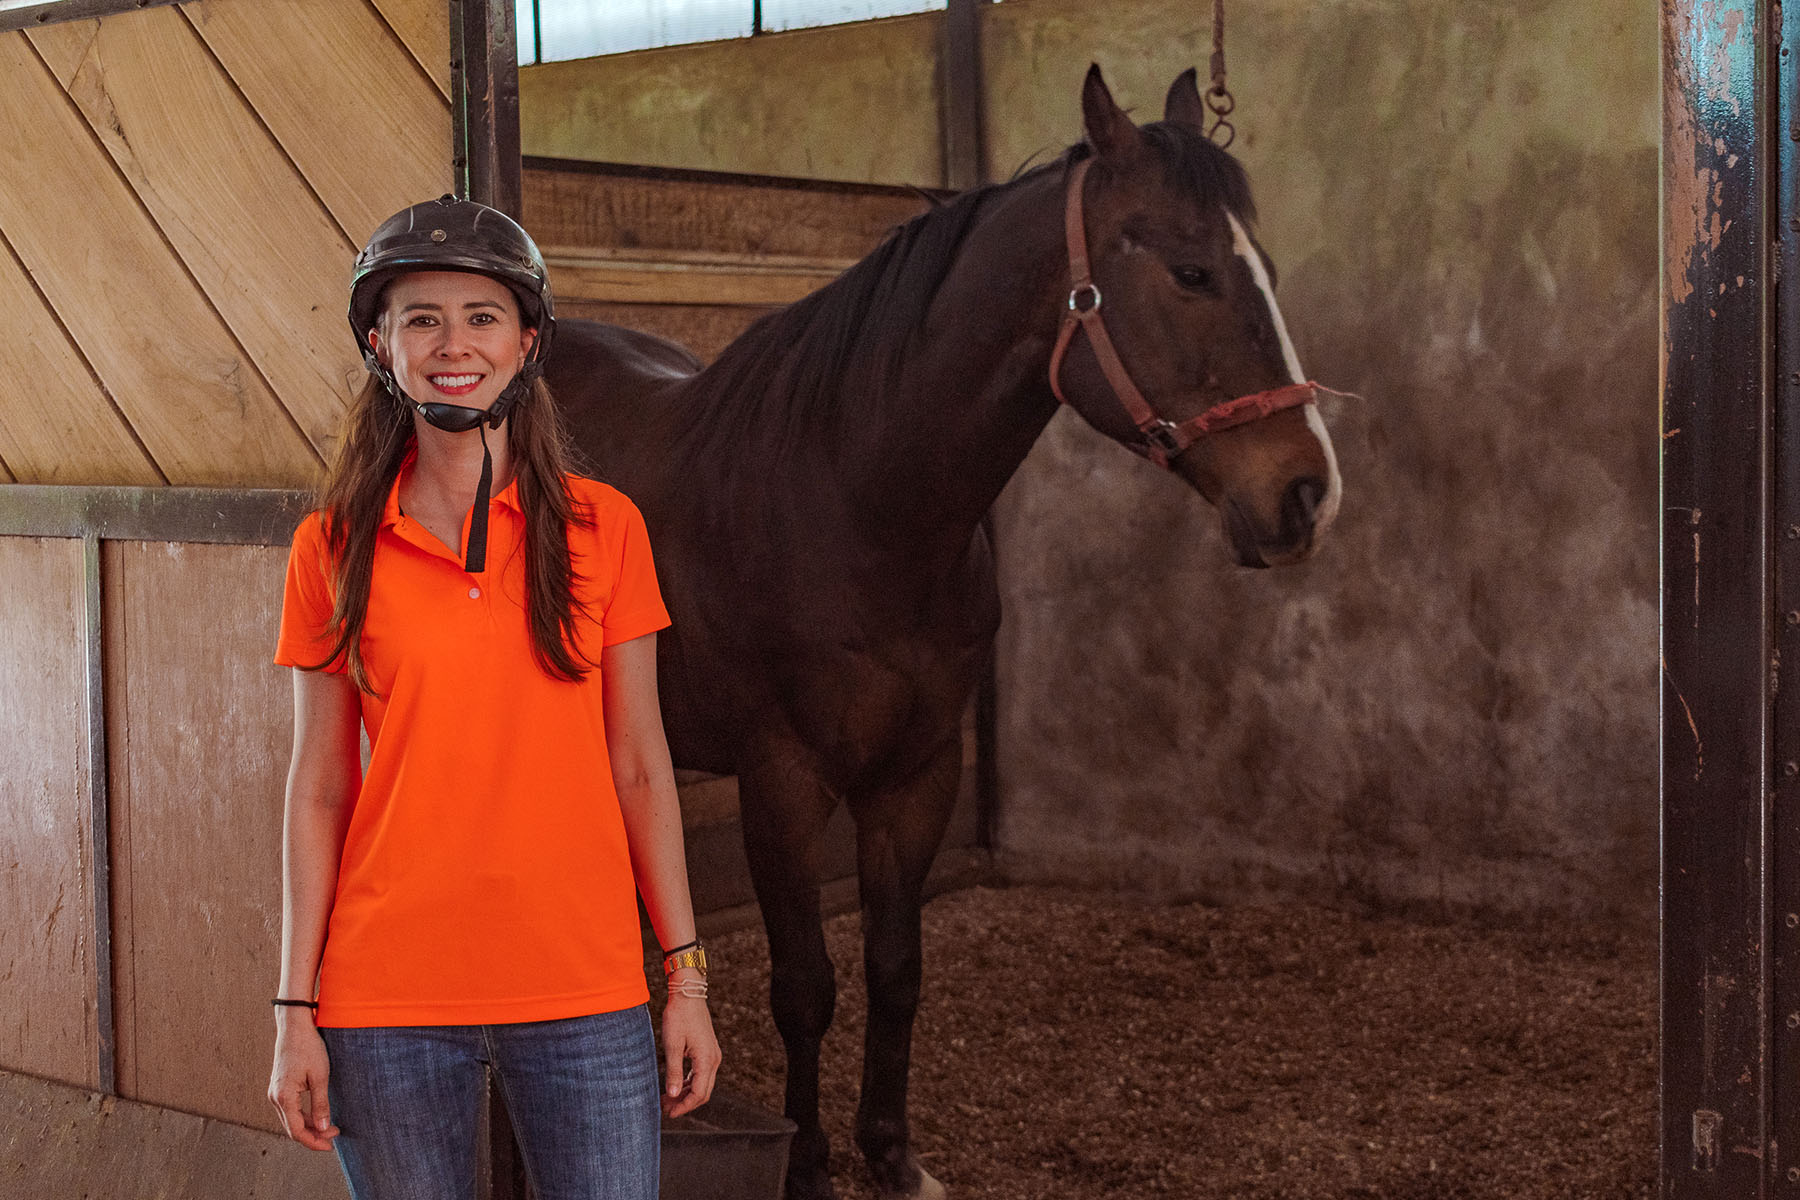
[{"xmin": 1283, "ymin": 476, "xmax": 1326, "ymax": 535}]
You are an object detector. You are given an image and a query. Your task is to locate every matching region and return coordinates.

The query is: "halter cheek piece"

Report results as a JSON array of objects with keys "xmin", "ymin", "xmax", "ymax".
[{"xmin": 1046, "ymin": 156, "xmax": 1330, "ymax": 469}]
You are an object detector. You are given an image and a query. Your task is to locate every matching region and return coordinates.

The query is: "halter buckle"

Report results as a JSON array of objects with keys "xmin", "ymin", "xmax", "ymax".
[
  {"xmin": 1068, "ymin": 283, "xmax": 1102, "ymax": 314},
  {"xmin": 1144, "ymin": 419, "xmax": 1184, "ymax": 456}
]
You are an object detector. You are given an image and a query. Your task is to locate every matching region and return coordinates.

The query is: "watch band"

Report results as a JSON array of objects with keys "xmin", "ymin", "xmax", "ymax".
[{"xmin": 663, "ymin": 945, "xmax": 708, "ymax": 977}]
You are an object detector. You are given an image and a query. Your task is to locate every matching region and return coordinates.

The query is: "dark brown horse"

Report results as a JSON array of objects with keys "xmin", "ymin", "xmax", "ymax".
[{"xmin": 546, "ymin": 66, "xmax": 1342, "ymax": 1200}]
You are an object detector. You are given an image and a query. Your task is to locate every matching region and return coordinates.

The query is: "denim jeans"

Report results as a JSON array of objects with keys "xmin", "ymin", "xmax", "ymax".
[{"xmin": 319, "ymin": 1007, "xmax": 660, "ymax": 1200}]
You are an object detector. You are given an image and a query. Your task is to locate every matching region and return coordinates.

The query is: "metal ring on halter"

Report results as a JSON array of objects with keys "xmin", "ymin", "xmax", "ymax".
[{"xmin": 1069, "ymin": 283, "xmax": 1102, "ymax": 313}]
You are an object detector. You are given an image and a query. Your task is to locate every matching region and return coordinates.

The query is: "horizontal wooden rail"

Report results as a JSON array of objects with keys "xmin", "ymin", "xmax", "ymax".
[
  {"xmin": 544, "ymin": 247, "xmax": 854, "ymax": 307},
  {"xmin": 0, "ymin": 486, "xmax": 311, "ymax": 545}
]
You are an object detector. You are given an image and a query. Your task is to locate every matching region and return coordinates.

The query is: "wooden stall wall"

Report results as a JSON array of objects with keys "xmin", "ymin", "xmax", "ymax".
[
  {"xmin": 0, "ymin": 539, "xmax": 96, "ymax": 1091},
  {"xmin": 0, "ymin": 0, "xmax": 451, "ymax": 490},
  {"xmin": 102, "ymin": 541, "xmax": 292, "ymax": 1128},
  {"xmin": 522, "ymin": 159, "xmax": 933, "ymax": 360}
]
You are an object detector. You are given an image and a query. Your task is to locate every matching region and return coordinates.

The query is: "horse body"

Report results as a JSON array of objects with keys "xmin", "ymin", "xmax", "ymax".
[{"xmin": 545, "ymin": 67, "xmax": 1341, "ymax": 1200}]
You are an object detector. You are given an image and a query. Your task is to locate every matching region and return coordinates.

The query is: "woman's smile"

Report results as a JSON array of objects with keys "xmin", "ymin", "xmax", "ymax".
[{"xmin": 426, "ymin": 371, "xmax": 486, "ymax": 397}]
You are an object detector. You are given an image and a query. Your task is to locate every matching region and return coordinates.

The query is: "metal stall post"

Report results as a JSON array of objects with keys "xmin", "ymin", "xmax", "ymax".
[
  {"xmin": 451, "ymin": 0, "xmax": 524, "ymax": 218},
  {"xmin": 1662, "ymin": 0, "xmax": 1788, "ymax": 1193}
]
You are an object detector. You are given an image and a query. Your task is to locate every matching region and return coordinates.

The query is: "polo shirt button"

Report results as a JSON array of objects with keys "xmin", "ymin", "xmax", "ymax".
[{"xmin": 469, "ymin": 587, "xmax": 481, "ymax": 599}]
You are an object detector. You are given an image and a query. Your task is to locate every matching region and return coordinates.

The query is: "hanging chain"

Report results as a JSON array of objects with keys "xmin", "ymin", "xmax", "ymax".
[{"xmin": 1206, "ymin": 0, "xmax": 1237, "ymax": 148}]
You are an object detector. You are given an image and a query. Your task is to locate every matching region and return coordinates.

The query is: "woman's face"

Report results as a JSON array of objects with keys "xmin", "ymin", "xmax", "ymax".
[{"xmin": 369, "ymin": 270, "xmax": 536, "ymax": 415}]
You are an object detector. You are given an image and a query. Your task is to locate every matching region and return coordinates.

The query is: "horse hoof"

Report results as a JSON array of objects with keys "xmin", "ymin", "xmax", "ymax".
[
  {"xmin": 877, "ymin": 1163, "xmax": 946, "ymax": 1200},
  {"xmin": 784, "ymin": 1166, "xmax": 838, "ymax": 1200}
]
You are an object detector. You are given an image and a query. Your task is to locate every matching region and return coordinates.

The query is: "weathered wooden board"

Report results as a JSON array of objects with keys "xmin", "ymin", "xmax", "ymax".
[
  {"xmin": 546, "ymin": 248, "xmax": 849, "ymax": 307},
  {"xmin": 186, "ymin": 0, "xmax": 451, "ymax": 243},
  {"xmin": 522, "ymin": 160, "xmax": 932, "ymax": 261},
  {"xmin": 0, "ymin": 34, "xmax": 319, "ymax": 486},
  {"xmin": 0, "ymin": 537, "xmax": 97, "ymax": 1089},
  {"xmin": 107, "ymin": 541, "xmax": 292, "ymax": 1130},
  {"xmin": 30, "ymin": 12, "xmax": 362, "ymax": 455},
  {"xmin": 0, "ymin": 234, "xmax": 162, "ymax": 485},
  {"xmin": 369, "ymin": 0, "xmax": 451, "ymax": 101},
  {"xmin": 555, "ymin": 300, "xmax": 775, "ymax": 364},
  {"xmin": 0, "ymin": 1069, "xmax": 349, "ymax": 1200}
]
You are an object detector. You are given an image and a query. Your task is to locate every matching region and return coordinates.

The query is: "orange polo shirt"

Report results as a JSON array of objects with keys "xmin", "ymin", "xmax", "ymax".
[{"xmin": 275, "ymin": 460, "xmax": 670, "ymax": 1027}]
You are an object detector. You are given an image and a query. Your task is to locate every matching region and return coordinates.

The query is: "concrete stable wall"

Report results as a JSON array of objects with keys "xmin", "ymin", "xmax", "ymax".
[
  {"xmin": 988, "ymin": 0, "xmax": 1656, "ymax": 924},
  {"xmin": 519, "ymin": 0, "xmax": 1658, "ymax": 924}
]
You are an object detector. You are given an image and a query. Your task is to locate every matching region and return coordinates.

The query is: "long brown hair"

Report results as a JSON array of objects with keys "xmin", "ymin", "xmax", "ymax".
[{"xmin": 305, "ymin": 372, "xmax": 593, "ymax": 692}]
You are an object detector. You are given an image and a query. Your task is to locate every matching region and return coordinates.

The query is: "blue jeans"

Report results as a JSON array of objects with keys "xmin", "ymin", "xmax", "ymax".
[{"xmin": 319, "ymin": 1007, "xmax": 660, "ymax": 1200}]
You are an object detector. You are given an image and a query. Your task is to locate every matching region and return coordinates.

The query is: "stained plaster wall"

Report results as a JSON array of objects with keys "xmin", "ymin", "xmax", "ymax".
[
  {"xmin": 519, "ymin": 14, "xmax": 942, "ymax": 185},
  {"xmin": 521, "ymin": 0, "xmax": 1659, "ymax": 924}
]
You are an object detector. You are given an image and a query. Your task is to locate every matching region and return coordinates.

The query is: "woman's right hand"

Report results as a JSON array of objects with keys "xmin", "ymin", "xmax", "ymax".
[{"xmin": 269, "ymin": 1014, "xmax": 340, "ymax": 1150}]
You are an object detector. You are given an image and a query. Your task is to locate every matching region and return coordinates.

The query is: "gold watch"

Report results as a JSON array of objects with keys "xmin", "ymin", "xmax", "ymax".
[{"xmin": 663, "ymin": 944, "xmax": 708, "ymax": 977}]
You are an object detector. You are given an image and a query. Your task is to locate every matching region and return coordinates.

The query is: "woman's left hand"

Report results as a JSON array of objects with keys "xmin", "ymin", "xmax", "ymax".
[{"xmin": 660, "ymin": 985, "xmax": 722, "ymax": 1118}]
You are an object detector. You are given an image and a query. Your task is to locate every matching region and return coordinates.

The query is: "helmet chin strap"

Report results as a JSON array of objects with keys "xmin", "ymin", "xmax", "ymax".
[{"xmin": 378, "ymin": 364, "xmax": 539, "ymax": 575}]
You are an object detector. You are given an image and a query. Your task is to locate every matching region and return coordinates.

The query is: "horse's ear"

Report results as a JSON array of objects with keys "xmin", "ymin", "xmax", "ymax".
[
  {"xmin": 1081, "ymin": 64, "xmax": 1140, "ymax": 161},
  {"xmin": 1164, "ymin": 68, "xmax": 1208, "ymax": 132}
]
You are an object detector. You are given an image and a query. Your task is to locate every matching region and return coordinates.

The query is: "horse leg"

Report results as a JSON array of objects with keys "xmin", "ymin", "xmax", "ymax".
[
  {"xmin": 851, "ymin": 739, "xmax": 961, "ymax": 1200},
  {"xmin": 739, "ymin": 757, "xmax": 841, "ymax": 1200}
]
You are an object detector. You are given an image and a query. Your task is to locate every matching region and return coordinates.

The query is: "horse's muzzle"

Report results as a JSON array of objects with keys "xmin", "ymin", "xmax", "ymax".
[{"xmin": 1224, "ymin": 474, "xmax": 1327, "ymax": 568}]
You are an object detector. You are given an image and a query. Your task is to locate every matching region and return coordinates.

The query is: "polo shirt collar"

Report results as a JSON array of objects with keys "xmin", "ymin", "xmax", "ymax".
[{"xmin": 380, "ymin": 441, "xmax": 524, "ymax": 532}]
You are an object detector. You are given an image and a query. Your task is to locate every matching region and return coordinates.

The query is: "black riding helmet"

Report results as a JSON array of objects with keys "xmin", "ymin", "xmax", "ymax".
[{"xmin": 349, "ymin": 195, "xmax": 555, "ymax": 573}]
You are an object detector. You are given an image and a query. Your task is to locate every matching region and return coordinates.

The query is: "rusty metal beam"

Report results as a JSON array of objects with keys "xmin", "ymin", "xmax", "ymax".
[
  {"xmin": 1770, "ymin": 0, "xmax": 1800, "ymax": 1189},
  {"xmin": 1661, "ymin": 0, "xmax": 1779, "ymax": 1194},
  {"xmin": 450, "ymin": 0, "xmax": 523, "ymax": 218}
]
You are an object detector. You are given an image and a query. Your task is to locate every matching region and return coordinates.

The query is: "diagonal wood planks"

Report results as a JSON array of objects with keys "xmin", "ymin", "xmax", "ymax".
[
  {"xmin": 186, "ymin": 0, "xmax": 452, "ymax": 245},
  {"xmin": 0, "ymin": 225, "xmax": 162, "ymax": 485},
  {"xmin": 370, "ymin": 0, "xmax": 453, "ymax": 102},
  {"xmin": 30, "ymin": 12, "xmax": 364, "ymax": 456},
  {"xmin": 0, "ymin": 33, "xmax": 319, "ymax": 486}
]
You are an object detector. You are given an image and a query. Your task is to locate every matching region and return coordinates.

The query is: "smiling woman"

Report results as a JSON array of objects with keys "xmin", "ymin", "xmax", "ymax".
[{"xmin": 266, "ymin": 195, "xmax": 722, "ymax": 1198}]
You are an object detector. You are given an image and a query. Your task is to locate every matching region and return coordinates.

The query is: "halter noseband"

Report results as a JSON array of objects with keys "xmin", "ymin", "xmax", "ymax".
[{"xmin": 1047, "ymin": 156, "xmax": 1326, "ymax": 469}]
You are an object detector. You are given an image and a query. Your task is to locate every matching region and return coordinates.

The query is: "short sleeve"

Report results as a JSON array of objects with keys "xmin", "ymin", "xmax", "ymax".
[
  {"xmin": 599, "ymin": 495, "xmax": 671, "ymax": 647},
  {"xmin": 275, "ymin": 512, "xmax": 347, "ymax": 672}
]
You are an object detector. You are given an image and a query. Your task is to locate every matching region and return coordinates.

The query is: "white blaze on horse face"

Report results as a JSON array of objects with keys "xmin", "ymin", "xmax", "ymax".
[{"xmin": 1226, "ymin": 210, "xmax": 1342, "ymax": 533}]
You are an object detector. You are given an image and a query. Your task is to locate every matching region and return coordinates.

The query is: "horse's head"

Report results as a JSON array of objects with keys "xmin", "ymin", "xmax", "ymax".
[{"xmin": 1048, "ymin": 65, "xmax": 1342, "ymax": 568}]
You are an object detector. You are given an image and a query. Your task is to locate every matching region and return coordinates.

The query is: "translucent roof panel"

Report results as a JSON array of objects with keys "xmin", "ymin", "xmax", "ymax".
[
  {"xmin": 531, "ymin": 0, "xmax": 756, "ymax": 63},
  {"xmin": 760, "ymin": 0, "xmax": 946, "ymax": 34}
]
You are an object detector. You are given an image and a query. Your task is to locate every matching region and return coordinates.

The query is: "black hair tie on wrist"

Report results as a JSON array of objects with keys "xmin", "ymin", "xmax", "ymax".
[
  {"xmin": 662, "ymin": 939, "xmax": 700, "ymax": 958},
  {"xmin": 272, "ymin": 998, "xmax": 319, "ymax": 1010}
]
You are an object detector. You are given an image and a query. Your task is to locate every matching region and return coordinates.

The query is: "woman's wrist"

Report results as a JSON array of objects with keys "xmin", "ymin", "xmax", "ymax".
[
  {"xmin": 665, "ymin": 965, "xmax": 708, "ymax": 1002},
  {"xmin": 273, "ymin": 1004, "xmax": 318, "ymax": 1031}
]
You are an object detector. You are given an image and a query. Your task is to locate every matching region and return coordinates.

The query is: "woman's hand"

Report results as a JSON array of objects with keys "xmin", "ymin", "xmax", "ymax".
[
  {"xmin": 268, "ymin": 1013, "xmax": 340, "ymax": 1150},
  {"xmin": 660, "ymin": 979, "xmax": 722, "ymax": 1119}
]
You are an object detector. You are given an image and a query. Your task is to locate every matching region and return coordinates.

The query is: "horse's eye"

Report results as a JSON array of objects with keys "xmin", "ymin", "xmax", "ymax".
[{"xmin": 1171, "ymin": 264, "xmax": 1215, "ymax": 292}]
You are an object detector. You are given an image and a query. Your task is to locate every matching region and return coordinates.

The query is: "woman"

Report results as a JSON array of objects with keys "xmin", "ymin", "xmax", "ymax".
[{"xmin": 266, "ymin": 195, "xmax": 719, "ymax": 1200}]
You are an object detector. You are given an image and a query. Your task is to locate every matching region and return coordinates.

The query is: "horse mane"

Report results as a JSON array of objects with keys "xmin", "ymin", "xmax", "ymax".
[{"xmin": 671, "ymin": 120, "xmax": 1257, "ymax": 469}]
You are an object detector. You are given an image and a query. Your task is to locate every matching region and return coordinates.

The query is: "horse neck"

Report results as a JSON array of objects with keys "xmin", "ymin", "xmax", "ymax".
[{"xmin": 845, "ymin": 174, "xmax": 1070, "ymax": 540}]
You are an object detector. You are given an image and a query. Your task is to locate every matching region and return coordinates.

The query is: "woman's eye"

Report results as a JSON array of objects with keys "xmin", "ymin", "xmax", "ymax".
[
  {"xmin": 406, "ymin": 314, "xmax": 436, "ymax": 327},
  {"xmin": 1171, "ymin": 265, "xmax": 1214, "ymax": 292},
  {"xmin": 470, "ymin": 313, "xmax": 495, "ymax": 325}
]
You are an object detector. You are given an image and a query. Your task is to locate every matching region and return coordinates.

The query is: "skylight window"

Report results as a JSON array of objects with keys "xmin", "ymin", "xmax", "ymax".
[{"xmin": 516, "ymin": 1, "xmax": 949, "ymax": 65}]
